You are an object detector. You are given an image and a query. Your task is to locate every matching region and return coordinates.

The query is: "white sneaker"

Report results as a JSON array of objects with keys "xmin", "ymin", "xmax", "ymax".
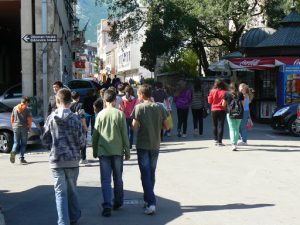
[
  {"xmin": 237, "ymin": 141, "xmax": 247, "ymax": 146},
  {"xmin": 80, "ymin": 159, "xmax": 88, "ymax": 164},
  {"xmin": 182, "ymin": 134, "xmax": 187, "ymax": 138},
  {"xmin": 144, "ymin": 205, "xmax": 156, "ymax": 215},
  {"xmin": 232, "ymin": 145, "xmax": 237, "ymax": 151}
]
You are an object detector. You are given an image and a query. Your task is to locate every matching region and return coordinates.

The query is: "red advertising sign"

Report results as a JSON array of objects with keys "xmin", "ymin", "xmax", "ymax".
[
  {"xmin": 75, "ymin": 60, "xmax": 85, "ymax": 68},
  {"xmin": 228, "ymin": 57, "xmax": 300, "ymax": 70}
]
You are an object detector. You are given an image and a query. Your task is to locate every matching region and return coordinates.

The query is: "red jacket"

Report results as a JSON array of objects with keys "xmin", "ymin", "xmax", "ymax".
[{"xmin": 208, "ymin": 88, "xmax": 226, "ymax": 111}]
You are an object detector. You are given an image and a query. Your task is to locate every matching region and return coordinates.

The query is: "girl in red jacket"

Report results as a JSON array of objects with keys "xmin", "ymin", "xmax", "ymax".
[{"xmin": 208, "ymin": 79, "xmax": 227, "ymax": 146}]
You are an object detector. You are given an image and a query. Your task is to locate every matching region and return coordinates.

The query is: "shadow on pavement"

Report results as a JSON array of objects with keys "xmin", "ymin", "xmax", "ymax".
[
  {"xmin": 181, "ymin": 203, "xmax": 275, "ymax": 212},
  {"xmin": 160, "ymin": 147, "xmax": 208, "ymax": 153},
  {"xmin": 0, "ymin": 186, "xmax": 276, "ymax": 225},
  {"xmin": 237, "ymin": 148, "xmax": 300, "ymax": 153},
  {"xmin": 0, "ymin": 186, "xmax": 182, "ymax": 225}
]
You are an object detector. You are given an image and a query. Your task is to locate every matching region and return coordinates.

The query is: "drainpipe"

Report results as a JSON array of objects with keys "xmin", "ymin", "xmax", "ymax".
[{"xmin": 42, "ymin": 0, "xmax": 48, "ymax": 119}]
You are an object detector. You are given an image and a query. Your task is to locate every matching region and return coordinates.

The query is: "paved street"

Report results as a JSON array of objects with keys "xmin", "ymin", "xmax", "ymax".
[{"xmin": 0, "ymin": 114, "xmax": 300, "ymax": 225}]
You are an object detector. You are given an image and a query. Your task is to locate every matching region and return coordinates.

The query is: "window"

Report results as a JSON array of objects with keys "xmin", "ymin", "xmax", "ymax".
[
  {"xmin": 67, "ymin": 80, "xmax": 92, "ymax": 89},
  {"xmin": 5, "ymin": 85, "xmax": 22, "ymax": 99},
  {"xmin": 259, "ymin": 70, "xmax": 276, "ymax": 98}
]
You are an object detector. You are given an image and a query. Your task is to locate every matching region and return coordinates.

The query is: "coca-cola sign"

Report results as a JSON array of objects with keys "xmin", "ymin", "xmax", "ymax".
[
  {"xmin": 293, "ymin": 59, "xmax": 300, "ymax": 65},
  {"xmin": 240, "ymin": 59, "xmax": 260, "ymax": 67}
]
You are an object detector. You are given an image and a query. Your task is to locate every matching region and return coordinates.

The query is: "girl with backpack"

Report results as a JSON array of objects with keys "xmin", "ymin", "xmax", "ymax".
[{"xmin": 222, "ymin": 82, "xmax": 244, "ymax": 151}]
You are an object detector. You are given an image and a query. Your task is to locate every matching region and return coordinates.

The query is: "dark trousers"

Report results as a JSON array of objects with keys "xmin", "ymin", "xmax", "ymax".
[
  {"xmin": 192, "ymin": 109, "xmax": 203, "ymax": 135},
  {"xmin": 86, "ymin": 115, "xmax": 95, "ymax": 136},
  {"xmin": 126, "ymin": 118, "xmax": 134, "ymax": 149},
  {"xmin": 177, "ymin": 108, "xmax": 189, "ymax": 134},
  {"xmin": 211, "ymin": 110, "xmax": 226, "ymax": 143}
]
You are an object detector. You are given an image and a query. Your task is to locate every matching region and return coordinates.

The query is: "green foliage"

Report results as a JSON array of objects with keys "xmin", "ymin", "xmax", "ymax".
[
  {"xmin": 162, "ymin": 49, "xmax": 199, "ymax": 77},
  {"xmin": 95, "ymin": 0, "xmax": 300, "ymax": 75},
  {"xmin": 94, "ymin": 57, "xmax": 100, "ymax": 73},
  {"xmin": 143, "ymin": 78, "xmax": 155, "ymax": 86}
]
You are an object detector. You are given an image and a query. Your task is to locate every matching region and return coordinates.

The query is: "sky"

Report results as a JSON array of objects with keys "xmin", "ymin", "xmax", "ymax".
[{"xmin": 77, "ymin": 0, "xmax": 107, "ymax": 43}]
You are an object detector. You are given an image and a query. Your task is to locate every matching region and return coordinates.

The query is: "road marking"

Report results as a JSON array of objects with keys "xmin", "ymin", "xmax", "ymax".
[{"xmin": 265, "ymin": 134, "xmax": 278, "ymax": 139}]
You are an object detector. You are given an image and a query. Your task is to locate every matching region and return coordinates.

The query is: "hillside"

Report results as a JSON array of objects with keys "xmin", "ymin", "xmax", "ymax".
[{"xmin": 77, "ymin": 0, "xmax": 107, "ymax": 42}]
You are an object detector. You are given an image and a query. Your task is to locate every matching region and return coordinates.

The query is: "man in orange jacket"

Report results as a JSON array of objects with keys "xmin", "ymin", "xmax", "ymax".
[{"xmin": 10, "ymin": 97, "xmax": 32, "ymax": 164}]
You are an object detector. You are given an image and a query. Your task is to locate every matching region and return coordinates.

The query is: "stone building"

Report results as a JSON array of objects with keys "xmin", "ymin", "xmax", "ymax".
[{"xmin": 0, "ymin": 0, "xmax": 78, "ymax": 116}]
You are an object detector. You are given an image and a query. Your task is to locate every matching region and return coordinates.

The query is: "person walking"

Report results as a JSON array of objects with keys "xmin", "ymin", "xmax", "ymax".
[
  {"xmin": 120, "ymin": 85, "xmax": 137, "ymax": 150},
  {"xmin": 238, "ymin": 83, "xmax": 252, "ymax": 145},
  {"xmin": 222, "ymin": 82, "xmax": 244, "ymax": 151},
  {"xmin": 207, "ymin": 79, "xmax": 227, "ymax": 146},
  {"xmin": 132, "ymin": 84, "xmax": 168, "ymax": 215},
  {"xmin": 10, "ymin": 97, "xmax": 32, "ymax": 164},
  {"xmin": 83, "ymin": 90, "xmax": 97, "ymax": 136},
  {"xmin": 173, "ymin": 80, "xmax": 192, "ymax": 137},
  {"xmin": 152, "ymin": 82, "xmax": 171, "ymax": 140},
  {"xmin": 92, "ymin": 89, "xmax": 130, "ymax": 217},
  {"xmin": 48, "ymin": 81, "xmax": 64, "ymax": 115},
  {"xmin": 191, "ymin": 82, "xmax": 207, "ymax": 136},
  {"xmin": 42, "ymin": 88, "xmax": 86, "ymax": 225},
  {"xmin": 70, "ymin": 91, "xmax": 89, "ymax": 164}
]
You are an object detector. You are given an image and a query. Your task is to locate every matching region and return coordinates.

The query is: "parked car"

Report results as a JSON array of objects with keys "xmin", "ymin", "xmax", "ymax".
[
  {"xmin": 0, "ymin": 83, "xmax": 22, "ymax": 108},
  {"xmin": 296, "ymin": 104, "xmax": 300, "ymax": 133},
  {"xmin": 67, "ymin": 79, "xmax": 101, "ymax": 101},
  {"xmin": 0, "ymin": 83, "xmax": 70, "ymax": 109},
  {"xmin": 0, "ymin": 102, "xmax": 42, "ymax": 153},
  {"xmin": 271, "ymin": 102, "xmax": 300, "ymax": 136}
]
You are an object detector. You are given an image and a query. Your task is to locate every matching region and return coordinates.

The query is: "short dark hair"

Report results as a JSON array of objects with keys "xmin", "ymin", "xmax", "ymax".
[
  {"xmin": 57, "ymin": 88, "xmax": 72, "ymax": 104},
  {"xmin": 53, "ymin": 81, "xmax": 63, "ymax": 88},
  {"xmin": 117, "ymin": 83, "xmax": 125, "ymax": 92},
  {"xmin": 71, "ymin": 91, "xmax": 80, "ymax": 100},
  {"xmin": 22, "ymin": 96, "xmax": 31, "ymax": 104},
  {"xmin": 93, "ymin": 98, "xmax": 103, "ymax": 113},
  {"xmin": 104, "ymin": 89, "xmax": 116, "ymax": 103},
  {"xmin": 138, "ymin": 84, "xmax": 152, "ymax": 98}
]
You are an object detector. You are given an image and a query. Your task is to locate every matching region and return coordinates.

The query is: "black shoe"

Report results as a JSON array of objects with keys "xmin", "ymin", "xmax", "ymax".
[
  {"xmin": 102, "ymin": 208, "xmax": 111, "ymax": 217},
  {"xmin": 113, "ymin": 203, "xmax": 122, "ymax": 210}
]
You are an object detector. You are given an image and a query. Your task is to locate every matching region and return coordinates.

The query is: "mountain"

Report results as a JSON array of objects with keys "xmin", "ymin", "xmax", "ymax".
[{"xmin": 77, "ymin": 0, "xmax": 107, "ymax": 42}]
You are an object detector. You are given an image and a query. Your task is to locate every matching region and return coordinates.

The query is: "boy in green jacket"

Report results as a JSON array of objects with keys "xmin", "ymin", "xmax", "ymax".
[{"xmin": 92, "ymin": 89, "xmax": 130, "ymax": 217}]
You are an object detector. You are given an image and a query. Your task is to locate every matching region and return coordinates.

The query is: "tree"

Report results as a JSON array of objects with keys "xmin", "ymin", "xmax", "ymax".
[
  {"xmin": 162, "ymin": 48, "xmax": 199, "ymax": 77},
  {"xmin": 95, "ymin": 0, "xmax": 296, "ymax": 75}
]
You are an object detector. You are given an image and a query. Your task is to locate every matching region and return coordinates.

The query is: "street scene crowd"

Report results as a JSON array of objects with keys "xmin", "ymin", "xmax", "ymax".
[{"xmin": 8, "ymin": 77, "xmax": 256, "ymax": 225}]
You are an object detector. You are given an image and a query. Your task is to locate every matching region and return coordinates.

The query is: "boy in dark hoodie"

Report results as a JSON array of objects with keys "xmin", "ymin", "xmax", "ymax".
[
  {"xmin": 10, "ymin": 96, "xmax": 32, "ymax": 164},
  {"xmin": 42, "ymin": 88, "xmax": 86, "ymax": 225}
]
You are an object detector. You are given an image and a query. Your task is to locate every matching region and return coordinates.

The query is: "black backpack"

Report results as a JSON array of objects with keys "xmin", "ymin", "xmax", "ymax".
[{"xmin": 229, "ymin": 97, "xmax": 244, "ymax": 119}]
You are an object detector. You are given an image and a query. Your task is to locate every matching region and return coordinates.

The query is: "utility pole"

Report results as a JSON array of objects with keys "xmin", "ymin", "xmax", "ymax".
[{"xmin": 42, "ymin": 0, "xmax": 48, "ymax": 119}]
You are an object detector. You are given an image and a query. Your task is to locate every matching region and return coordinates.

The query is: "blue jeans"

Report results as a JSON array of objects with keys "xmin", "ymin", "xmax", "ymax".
[
  {"xmin": 239, "ymin": 110, "xmax": 250, "ymax": 143},
  {"xmin": 137, "ymin": 149, "xmax": 159, "ymax": 206},
  {"xmin": 126, "ymin": 118, "xmax": 134, "ymax": 149},
  {"xmin": 99, "ymin": 156, "xmax": 124, "ymax": 208},
  {"xmin": 52, "ymin": 167, "xmax": 81, "ymax": 225},
  {"xmin": 12, "ymin": 127, "xmax": 28, "ymax": 159}
]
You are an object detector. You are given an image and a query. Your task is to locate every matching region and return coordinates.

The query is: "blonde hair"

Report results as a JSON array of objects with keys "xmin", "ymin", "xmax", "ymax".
[{"xmin": 239, "ymin": 83, "xmax": 254, "ymax": 101}]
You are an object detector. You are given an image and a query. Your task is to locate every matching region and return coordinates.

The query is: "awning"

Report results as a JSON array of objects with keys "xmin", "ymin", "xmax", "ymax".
[
  {"xmin": 208, "ymin": 59, "xmax": 231, "ymax": 71},
  {"xmin": 228, "ymin": 57, "xmax": 300, "ymax": 70}
]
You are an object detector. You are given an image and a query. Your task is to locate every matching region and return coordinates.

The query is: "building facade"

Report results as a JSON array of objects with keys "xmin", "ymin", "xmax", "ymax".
[{"xmin": 0, "ymin": 0, "xmax": 79, "ymax": 116}]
